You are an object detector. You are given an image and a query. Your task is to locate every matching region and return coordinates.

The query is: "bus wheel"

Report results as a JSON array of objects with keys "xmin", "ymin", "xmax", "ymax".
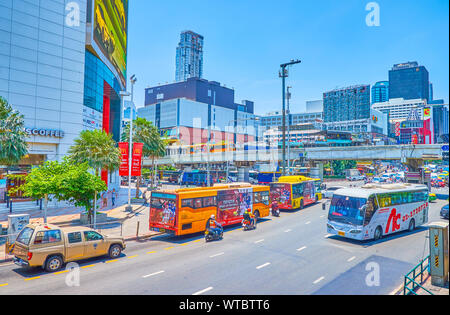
[
  {"xmin": 408, "ymin": 219, "xmax": 416, "ymax": 232},
  {"xmin": 374, "ymin": 226, "xmax": 383, "ymax": 240}
]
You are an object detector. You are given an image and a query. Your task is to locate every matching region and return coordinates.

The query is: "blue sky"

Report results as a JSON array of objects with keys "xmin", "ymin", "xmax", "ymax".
[{"xmin": 127, "ymin": 0, "xmax": 449, "ymax": 115}]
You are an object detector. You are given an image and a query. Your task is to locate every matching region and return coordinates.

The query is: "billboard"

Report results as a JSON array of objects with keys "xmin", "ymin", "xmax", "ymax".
[
  {"xmin": 93, "ymin": 0, "xmax": 128, "ymax": 87},
  {"xmin": 217, "ymin": 188, "xmax": 253, "ymax": 225}
]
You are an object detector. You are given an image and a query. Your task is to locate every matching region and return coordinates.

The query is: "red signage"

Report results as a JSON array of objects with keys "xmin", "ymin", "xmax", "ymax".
[
  {"xmin": 118, "ymin": 142, "xmax": 129, "ymax": 176},
  {"xmin": 131, "ymin": 143, "xmax": 144, "ymax": 177}
]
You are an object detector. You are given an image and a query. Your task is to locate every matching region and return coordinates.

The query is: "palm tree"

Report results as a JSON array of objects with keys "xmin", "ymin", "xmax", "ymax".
[
  {"xmin": 0, "ymin": 96, "xmax": 28, "ymax": 166},
  {"xmin": 68, "ymin": 129, "xmax": 121, "ymax": 223},
  {"xmin": 121, "ymin": 118, "xmax": 167, "ymax": 197}
]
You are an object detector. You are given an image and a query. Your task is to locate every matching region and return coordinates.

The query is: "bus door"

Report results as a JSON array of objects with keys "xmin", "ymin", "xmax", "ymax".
[{"xmin": 150, "ymin": 193, "xmax": 178, "ymax": 234}]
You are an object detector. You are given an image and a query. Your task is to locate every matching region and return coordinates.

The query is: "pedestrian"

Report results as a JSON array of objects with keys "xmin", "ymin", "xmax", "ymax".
[
  {"xmin": 111, "ymin": 188, "xmax": 117, "ymax": 207},
  {"xmin": 102, "ymin": 192, "xmax": 107, "ymax": 208}
]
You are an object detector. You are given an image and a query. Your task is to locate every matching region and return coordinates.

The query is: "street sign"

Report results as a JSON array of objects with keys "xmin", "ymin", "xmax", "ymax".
[{"xmin": 441, "ymin": 145, "xmax": 449, "ymax": 152}]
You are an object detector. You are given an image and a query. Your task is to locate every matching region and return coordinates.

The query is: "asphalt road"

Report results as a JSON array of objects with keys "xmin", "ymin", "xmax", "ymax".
[{"xmin": 0, "ymin": 198, "xmax": 447, "ymax": 295}]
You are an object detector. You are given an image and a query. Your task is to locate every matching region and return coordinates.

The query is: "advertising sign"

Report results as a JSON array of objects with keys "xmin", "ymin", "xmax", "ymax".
[
  {"xmin": 131, "ymin": 143, "xmax": 143, "ymax": 177},
  {"xmin": 118, "ymin": 142, "xmax": 129, "ymax": 176},
  {"xmin": 217, "ymin": 188, "xmax": 253, "ymax": 225},
  {"xmin": 7, "ymin": 214, "xmax": 30, "ymax": 244},
  {"xmin": 270, "ymin": 183, "xmax": 291, "ymax": 208},
  {"xmin": 93, "ymin": 0, "xmax": 128, "ymax": 87}
]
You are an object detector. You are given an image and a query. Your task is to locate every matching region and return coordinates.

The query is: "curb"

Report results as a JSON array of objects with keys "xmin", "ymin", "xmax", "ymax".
[{"xmin": 124, "ymin": 232, "xmax": 165, "ymax": 242}]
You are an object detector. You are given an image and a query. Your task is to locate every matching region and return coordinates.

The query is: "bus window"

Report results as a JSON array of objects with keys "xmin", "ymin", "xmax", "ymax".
[
  {"xmin": 203, "ymin": 196, "xmax": 216, "ymax": 207},
  {"xmin": 292, "ymin": 183, "xmax": 304, "ymax": 199},
  {"xmin": 254, "ymin": 192, "xmax": 262, "ymax": 204},
  {"xmin": 364, "ymin": 196, "xmax": 378, "ymax": 226},
  {"xmin": 261, "ymin": 191, "xmax": 270, "ymax": 206},
  {"xmin": 182, "ymin": 199, "xmax": 194, "ymax": 208},
  {"xmin": 194, "ymin": 198, "xmax": 203, "ymax": 209}
]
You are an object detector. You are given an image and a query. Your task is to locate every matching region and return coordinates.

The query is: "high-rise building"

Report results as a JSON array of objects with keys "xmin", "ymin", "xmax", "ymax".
[
  {"xmin": 139, "ymin": 78, "xmax": 257, "ymax": 145},
  {"xmin": 0, "ymin": 0, "xmax": 128, "ymax": 190},
  {"xmin": 389, "ymin": 62, "xmax": 429, "ymax": 101},
  {"xmin": 175, "ymin": 31, "xmax": 204, "ymax": 82},
  {"xmin": 323, "ymin": 85, "xmax": 371, "ymax": 123},
  {"xmin": 372, "ymin": 98, "xmax": 427, "ymax": 122},
  {"xmin": 371, "ymin": 81, "xmax": 389, "ymax": 104}
]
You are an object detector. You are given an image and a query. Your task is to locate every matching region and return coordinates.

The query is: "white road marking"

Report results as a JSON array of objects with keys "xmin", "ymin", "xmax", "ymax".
[
  {"xmin": 305, "ymin": 221, "xmax": 311, "ymax": 225},
  {"xmin": 210, "ymin": 252, "xmax": 224, "ymax": 258},
  {"xmin": 284, "ymin": 229, "xmax": 292, "ymax": 233},
  {"xmin": 297, "ymin": 246, "xmax": 307, "ymax": 252},
  {"xmin": 347, "ymin": 256, "xmax": 356, "ymax": 262},
  {"xmin": 320, "ymin": 215, "xmax": 325, "ymax": 218},
  {"xmin": 256, "ymin": 262, "xmax": 271, "ymax": 269},
  {"xmin": 193, "ymin": 287, "xmax": 213, "ymax": 295},
  {"xmin": 143, "ymin": 270, "xmax": 165, "ymax": 278},
  {"xmin": 254, "ymin": 239, "xmax": 264, "ymax": 244},
  {"xmin": 313, "ymin": 276, "xmax": 325, "ymax": 284}
]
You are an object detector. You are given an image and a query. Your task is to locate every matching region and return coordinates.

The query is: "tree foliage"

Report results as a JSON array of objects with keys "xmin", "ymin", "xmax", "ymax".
[
  {"xmin": 0, "ymin": 96, "xmax": 28, "ymax": 165},
  {"xmin": 68, "ymin": 129, "xmax": 121, "ymax": 175}
]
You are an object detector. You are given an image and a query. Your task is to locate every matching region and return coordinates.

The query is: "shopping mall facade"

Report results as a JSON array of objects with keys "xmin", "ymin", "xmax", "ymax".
[{"xmin": 0, "ymin": 0, "xmax": 128, "ymax": 198}]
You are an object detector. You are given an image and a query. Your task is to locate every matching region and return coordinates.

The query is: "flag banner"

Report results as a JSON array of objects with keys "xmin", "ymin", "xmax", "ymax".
[
  {"xmin": 118, "ymin": 142, "xmax": 129, "ymax": 176},
  {"xmin": 131, "ymin": 142, "xmax": 144, "ymax": 177}
]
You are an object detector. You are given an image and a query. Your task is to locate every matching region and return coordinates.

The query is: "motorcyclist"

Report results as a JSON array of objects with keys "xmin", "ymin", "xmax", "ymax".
[
  {"xmin": 272, "ymin": 200, "xmax": 279, "ymax": 216},
  {"xmin": 243, "ymin": 208, "xmax": 256, "ymax": 228},
  {"xmin": 206, "ymin": 214, "xmax": 222, "ymax": 238}
]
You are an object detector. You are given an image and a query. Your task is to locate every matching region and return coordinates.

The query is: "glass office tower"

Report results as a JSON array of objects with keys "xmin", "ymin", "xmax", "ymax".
[
  {"xmin": 389, "ymin": 62, "xmax": 429, "ymax": 102},
  {"xmin": 175, "ymin": 30, "xmax": 204, "ymax": 82}
]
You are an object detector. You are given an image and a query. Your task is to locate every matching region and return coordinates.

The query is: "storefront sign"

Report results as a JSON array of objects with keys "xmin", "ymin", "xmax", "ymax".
[{"xmin": 25, "ymin": 128, "xmax": 64, "ymax": 138}]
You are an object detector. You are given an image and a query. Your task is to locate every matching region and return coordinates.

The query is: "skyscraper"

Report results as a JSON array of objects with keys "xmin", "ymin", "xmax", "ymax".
[
  {"xmin": 371, "ymin": 81, "xmax": 389, "ymax": 104},
  {"xmin": 175, "ymin": 31, "xmax": 204, "ymax": 82},
  {"xmin": 323, "ymin": 85, "xmax": 371, "ymax": 123},
  {"xmin": 389, "ymin": 62, "xmax": 429, "ymax": 101}
]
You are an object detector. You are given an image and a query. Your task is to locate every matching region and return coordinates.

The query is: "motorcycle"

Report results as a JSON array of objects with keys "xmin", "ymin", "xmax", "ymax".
[
  {"xmin": 272, "ymin": 203, "xmax": 280, "ymax": 217},
  {"xmin": 242, "ymin": 218, "xmax": 256, "ymax": 231},
  {"xmin": 205, "ymin": 228, "xmax": 223, "ymax": 242}
]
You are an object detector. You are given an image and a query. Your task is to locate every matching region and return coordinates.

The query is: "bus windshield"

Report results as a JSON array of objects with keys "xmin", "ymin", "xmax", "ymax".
[{"xmin": 328, "ymin": 194, "xmax": 367, "ymax": 226}]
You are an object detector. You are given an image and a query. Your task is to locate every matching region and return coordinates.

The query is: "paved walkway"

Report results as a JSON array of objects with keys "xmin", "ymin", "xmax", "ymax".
[{"xmin": 0, "ymin": 186, "xmax": 161, "ymax": 263}]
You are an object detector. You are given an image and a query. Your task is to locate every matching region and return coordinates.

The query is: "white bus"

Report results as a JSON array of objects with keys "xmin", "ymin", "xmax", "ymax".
[{"xmin": 327, "ymin": 183, "xmax": 429, "ymax": 241}]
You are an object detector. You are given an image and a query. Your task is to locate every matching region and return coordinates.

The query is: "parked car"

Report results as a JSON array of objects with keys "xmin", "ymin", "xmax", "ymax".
[
  {"xmin": 12, "ymin": 224, "xmax": 126, "ymax": 272},
  {"xmin": 440, "ymin": 204, "xmax": 449, "ymax": 219},
  {"xmin": 346, "ymin": 175, "xmax": 365, "ymax": 181},
  {"xmin": 323, "ymin": 186, "xmax": 346, "ymax": 199}
]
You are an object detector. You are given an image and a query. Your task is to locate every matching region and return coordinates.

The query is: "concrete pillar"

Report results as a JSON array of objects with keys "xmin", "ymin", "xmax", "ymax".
[
  {"xmin": 310, "ymin": 162, "xmax": 324, "ymax": 181},
  {"xmin": 238, "ymin": 167, "xmax": 250, "ymax": 183}
]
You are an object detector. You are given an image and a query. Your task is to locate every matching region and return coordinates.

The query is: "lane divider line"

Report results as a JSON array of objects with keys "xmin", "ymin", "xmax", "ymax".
[
  {"xmin": 143, "ymin": 270, "xmax": 165, "ymax": 278},
  {"xmin": 347, "ymin": 256, "xmax": 356, "ymax": 262},
  {"xmin": 254, "ymin": 239, "xmax": 264, "ymax": 244},
  {"xmin": 193, "ymin": 287, "xmax": 213, "ymax": 295},
  {"xmin": 54, "ymin": 270, "xmax": 69, "ymax": 275},
  {"xmin": 24, "ymin": 276, "xmax": 41, "ymax": 281},
  {"xmin": 297, "ymin": 246, "xmax": 307, "ymax": 252},
  {"xmin": 0, "ymin": 283, "xmax": 8, "ymax": 287},
  {"xmin": 256, "ymin": 262, "xmax": 271, "ymax": 270},
  {"xmin": 209, "ymin": 252, "xmax": 224, "ymax": 258},
  {"xmin": 147, "ymin": 251, "xmax": 157, "ymax": 254},
  {"xmin": 127, "ymin": 255, "xmax": 139, "ymax": 259},
  {"xmin": 105, "ymin": 259, "xmax": 118, "ymax": 264},
  {"xmin": 164, "ymin": 247, "xmax": 174, "ymax": 250},
  {"xmin": 285, "ymin": 229, "xmax": 292, "ymax": 233},
  {"xmin": 313, "ymin": 276, "xmax": 325, "ymax": 284},
  {"xmin": 305, "ymin": 221, "xmax": 311, "ymax": 225},
  {"xmin": 81, "ymin": 264, "xmax": 96, "ymax": 269}
]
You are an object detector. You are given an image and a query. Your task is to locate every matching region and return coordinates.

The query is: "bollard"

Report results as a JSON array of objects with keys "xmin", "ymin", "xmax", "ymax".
[
  {"xmin": 39, "ymin": 199, "xmax": 42, "ymax": 210},
  {"xmin": 136, "ymin": 221, "xmax": 140, "ymax": 239},
  {"xmin": 9, "ymin": 199, "xmax": 12, "ymax": 213}
]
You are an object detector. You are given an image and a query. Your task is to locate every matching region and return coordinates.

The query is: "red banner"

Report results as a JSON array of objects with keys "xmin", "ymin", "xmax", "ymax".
[
  {"xmin": 131, "ymin": 143, "xmax": 144, "ymax": 177},
  {"xmin": 118, "ymin": 142, "xmax": 129, "ymax": 176}
]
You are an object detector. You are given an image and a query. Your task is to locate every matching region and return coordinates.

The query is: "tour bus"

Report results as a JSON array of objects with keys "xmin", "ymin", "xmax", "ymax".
[
  {"xmin": 149, "ymin": 183, "xmax": 270, "ymax": 236},
  {"xmin": 270, "ymin": 176, "xmax": 322, "ymax": 210},
  {"xmin": 327, "ymin": 183, "xmax": 429, "ymax": 241}
]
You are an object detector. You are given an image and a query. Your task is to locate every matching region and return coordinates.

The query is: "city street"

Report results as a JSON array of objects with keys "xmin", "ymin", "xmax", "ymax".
[{"xmin": 0, "ymin": 196, "xmax": 446, "ymax": 295}]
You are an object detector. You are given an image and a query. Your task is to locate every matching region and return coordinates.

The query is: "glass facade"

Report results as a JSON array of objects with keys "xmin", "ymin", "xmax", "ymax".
[
  {"xmin": 323, "ymin": 85, "xmax": 370, "ymax": 123},
  {"xmin": 175, "ymin": 31, "xmax": 204, "ymax": 82},
  {"xmin": 389, "ymin": 63, "xmax": 429, "ymax": 101},
  {"xmin": 371, "ymin": 81, "xmax": 389, "ymax": 104}
]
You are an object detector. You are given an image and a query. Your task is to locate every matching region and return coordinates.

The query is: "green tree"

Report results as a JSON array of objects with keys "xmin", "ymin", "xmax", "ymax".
[
  {"xmin": 121, "ymin": 118, "xmax": 167, "ymax": 196},
  {"xmin": 68, "ymin": 130, "xmax": 121, "ymax": 223},
  {"xmin": 0, "ymin": 96, "xmax": 28, "ymax": 166}
]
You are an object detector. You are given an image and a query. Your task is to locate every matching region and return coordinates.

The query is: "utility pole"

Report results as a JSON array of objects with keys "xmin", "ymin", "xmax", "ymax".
[
  {"xmin": 279, "ymin": 59, "xmax": 301, "ymax": 176},
  {"xmin": 126, "ymin": 75, "xmax": 137, "ymax": 212},
  {"xmin": 287, "ymin": 86, "xmax": 292, "ymax": 175}
]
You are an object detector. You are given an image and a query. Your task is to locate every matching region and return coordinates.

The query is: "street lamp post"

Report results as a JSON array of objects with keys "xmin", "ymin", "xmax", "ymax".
[
  {"xmin": 279, "ymin": 59, "xmax": 301, "ymax": 176},
  {"xmin": 126, "ymin": 75, "xmax": 137, "ymax": 212},
  {"xmin": 287, "ymin": 86, "xmax": 292, "ymax": 175}
]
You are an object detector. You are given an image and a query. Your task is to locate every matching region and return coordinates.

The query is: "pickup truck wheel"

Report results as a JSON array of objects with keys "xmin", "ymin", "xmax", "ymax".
[
  {"xmin": 109, "ymin": 244, "xmax": 122, "ymax": 259},
  {"xmin": 45, "ymin": 255, "xmax": 63, "ymax": 272}
]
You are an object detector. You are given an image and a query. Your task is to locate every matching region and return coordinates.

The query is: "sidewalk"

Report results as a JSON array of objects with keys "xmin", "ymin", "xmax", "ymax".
[{"xmin": 0, "ymin": 186, "xmax": 162, "ymax": 263}]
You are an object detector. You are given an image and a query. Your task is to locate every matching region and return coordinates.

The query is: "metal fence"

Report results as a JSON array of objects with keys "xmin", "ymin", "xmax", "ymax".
[{"xmin": 403, "ymin": 255, "xmax": 433, "ymax": 295}]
